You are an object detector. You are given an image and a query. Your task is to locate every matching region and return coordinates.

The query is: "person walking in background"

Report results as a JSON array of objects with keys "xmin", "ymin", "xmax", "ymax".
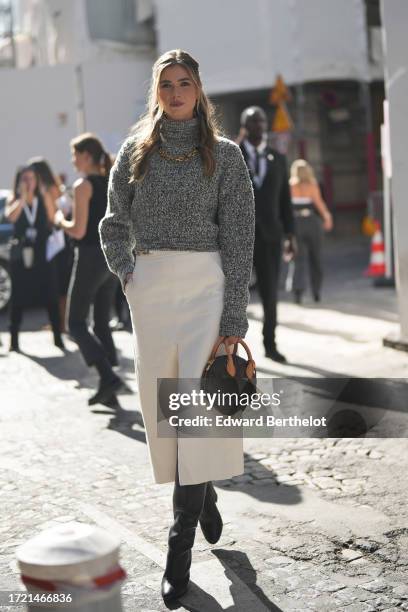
[
  {"xmin": 289, "ymin": 159, "xmax": 333, "ymax": 304},
  {"xmin": 54, "ymin": 133, "xmax": 124, "ymax": 405},
  {"xmin": 5, "ymin": 166, "xmax": 64, "ymax": 352},
  {"xmin": 99, "ymin": 49, "xmax": 255, "ymax": 603},
  {"xmin": 28, "ymin": 158, "xmax": 73, "ymax": 332},
  {"xmin": 239, "ymin": 106, "xmax": 296, "ymax": 363},
  {"xmin": 111, "ymin": 282, "xmax": 132, "ymax": 332}
]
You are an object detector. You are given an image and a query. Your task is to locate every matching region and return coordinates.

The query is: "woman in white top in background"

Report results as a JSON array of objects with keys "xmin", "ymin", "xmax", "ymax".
[{"xmin": 289, "ymin": 159, "xmax": 333, "ymax": 304}]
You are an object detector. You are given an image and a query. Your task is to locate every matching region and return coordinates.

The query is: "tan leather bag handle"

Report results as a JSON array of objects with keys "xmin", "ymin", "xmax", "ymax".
[
  {"xmin": 206, "ymin": 336, "xmax": 256, "ymax": 380},
  {"xmin": 232, "ymin": 338, "xmax": 254, "ymax": 362}
]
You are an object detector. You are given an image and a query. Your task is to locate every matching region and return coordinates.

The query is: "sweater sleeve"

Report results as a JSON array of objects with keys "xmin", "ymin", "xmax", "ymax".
[
  {"xmin": 99, "ymin": 137, "xmax": 136, "ymax": 292},
  {"xmin": 217, "ymin": 142, "xmax": 255, "ymax": 338}
]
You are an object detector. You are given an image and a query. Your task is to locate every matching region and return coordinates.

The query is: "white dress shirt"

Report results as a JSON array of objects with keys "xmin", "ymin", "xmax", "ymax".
[{"xmin": 242, "ymin": 138, "xmax": 268, "ymax": 189}]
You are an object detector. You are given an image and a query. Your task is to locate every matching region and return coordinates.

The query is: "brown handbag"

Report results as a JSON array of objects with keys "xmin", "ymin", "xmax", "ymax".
[{"xmin": 201, "ymin": 337, "xmax": 257, "ymax": 416}]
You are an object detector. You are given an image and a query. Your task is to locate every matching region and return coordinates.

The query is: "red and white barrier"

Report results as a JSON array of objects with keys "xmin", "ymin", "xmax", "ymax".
[{"xmin": 16, "ymin": 522, "xmax": 127, "ymax": 610}]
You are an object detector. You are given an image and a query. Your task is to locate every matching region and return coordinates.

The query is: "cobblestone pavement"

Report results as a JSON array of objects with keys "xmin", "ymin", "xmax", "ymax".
[{"xmin": 1, "ymin": 239, "xmax": 408, "ymax": 611}]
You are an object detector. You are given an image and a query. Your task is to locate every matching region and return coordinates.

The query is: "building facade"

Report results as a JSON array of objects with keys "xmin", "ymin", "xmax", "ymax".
[
  {"xmin": 154, "ymin": 0, "xmax": 384, "ymax": 232},
  {"xmin": 0, "ymin": 0, "xmax": 155, "ymax": 185},
  {"xmin": 0, "ymin": 0, "xmax": 384, "ymax": 234}
]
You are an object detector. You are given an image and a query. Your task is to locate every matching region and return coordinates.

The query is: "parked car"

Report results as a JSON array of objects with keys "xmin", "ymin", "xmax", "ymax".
[{"xmin": 0, "ymin": 190, "xmax": 12, "ymax": 312}]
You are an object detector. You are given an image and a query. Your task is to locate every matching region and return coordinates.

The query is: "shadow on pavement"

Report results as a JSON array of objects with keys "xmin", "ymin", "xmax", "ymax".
[
  {"xmin": 23, "ymin": 348, "xmax": 135, "ymax": 391},
  {"xmin": 256, "ymin": 360, "xmax": 344, "ymax": 377},
  {"xmin": 105, "ymin": 404, "xmax": 147, "ymax": 445},
  {"xmin": 168, "ymin": 549, "xmax": 278, "ymax": 612},
  {"xmin": 278, "ymin": 319, "xmax": 370, "ymax": 344},
  {"xmin": 23, "ymin": 349, "xmax": 94, "ymax": 386},
  {"xmin": 214, "ymin": 549, "xmax": 282, "ymax": 611},
  {"xmin": 215, "ymin": 452, "xmax": 302, "ymax": 507},
  {"xmin": 280, "ymin": 361, "xmax": 344, "ymax": 377}
]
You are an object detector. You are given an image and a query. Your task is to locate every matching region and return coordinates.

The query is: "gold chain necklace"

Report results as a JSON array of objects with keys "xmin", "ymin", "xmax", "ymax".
[{"xmin": 158, "ymin": 147, "xmax": 199, "ymax": 162}]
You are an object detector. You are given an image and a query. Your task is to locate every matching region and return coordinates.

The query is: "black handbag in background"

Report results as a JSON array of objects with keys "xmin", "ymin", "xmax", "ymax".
[{"xmin": 201, "ymin": 337, "xmax": 258, "ymax": 416}]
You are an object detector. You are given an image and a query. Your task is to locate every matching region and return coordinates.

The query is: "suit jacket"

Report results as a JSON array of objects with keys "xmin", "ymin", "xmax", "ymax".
[{"xmin": 240, "ymin": 143, "xmax": 295, "ymax": 242}]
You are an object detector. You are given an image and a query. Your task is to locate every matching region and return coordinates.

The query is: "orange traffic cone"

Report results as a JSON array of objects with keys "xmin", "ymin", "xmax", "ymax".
[{"xmin": 364, "ymin": 221, "xmax": 386, "ymax": 277}]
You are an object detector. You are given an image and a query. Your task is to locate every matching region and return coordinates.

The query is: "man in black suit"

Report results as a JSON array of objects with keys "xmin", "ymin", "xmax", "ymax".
[{"xmin": 239, "ymin": 106, "xmax": 296, "ymax": 363}]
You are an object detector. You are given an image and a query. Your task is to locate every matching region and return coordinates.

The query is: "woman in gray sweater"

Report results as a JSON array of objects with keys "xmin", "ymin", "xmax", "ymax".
[{"xmin": 99, "ymin": 49, "xmax": 255, "ymax": 603}]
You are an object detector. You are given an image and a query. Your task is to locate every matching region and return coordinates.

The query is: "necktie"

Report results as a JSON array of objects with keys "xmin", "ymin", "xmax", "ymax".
[{"xmin": 254, "ymin": 149, "xmax": 260, "ymax": 176}]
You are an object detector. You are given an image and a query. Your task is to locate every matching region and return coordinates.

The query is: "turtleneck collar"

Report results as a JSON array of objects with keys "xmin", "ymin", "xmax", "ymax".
[{"xmin": 159, "ymin": 114, "xmax": 200, "ymax": 153}]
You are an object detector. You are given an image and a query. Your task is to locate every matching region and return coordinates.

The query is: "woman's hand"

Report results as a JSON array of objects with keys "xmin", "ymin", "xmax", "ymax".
[
  {"xmin": 124, "ymin": 272, "xmax": 133, "ymax": 291},
  {"xmin": 283, "ymin": 234, "xmax": 298, "ymax": 262},
  {"xmin": 19, "ymin": 182, "xmax": 29, "ymax": 202},
  {"xmin": 322, "ymin": 212, "xmax": 333, "ymax": 232},
  {"xmin": 54, "ymin": 209, "xmax": 65, "ymax": 229},
  {"xmin": 216, "ymin": 335, "xmax": 241, "ymax": 354}
]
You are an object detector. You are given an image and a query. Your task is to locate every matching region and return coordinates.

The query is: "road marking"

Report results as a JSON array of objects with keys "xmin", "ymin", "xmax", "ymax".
[{"xmin": 79, "ymin": 503, "xmax": 166, "ymax": 567}]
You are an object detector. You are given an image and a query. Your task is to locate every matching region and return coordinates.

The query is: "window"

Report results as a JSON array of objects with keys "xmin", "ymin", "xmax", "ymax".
[
  {"xmin": 85, "ymin": 0, "xmax": 155, "ymax": 46},
  {"xmin": 365, "ymin": 0, "xmax": 381, "ymax": 28}
]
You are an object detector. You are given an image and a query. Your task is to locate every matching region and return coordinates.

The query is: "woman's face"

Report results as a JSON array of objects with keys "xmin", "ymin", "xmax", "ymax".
[
  {"xmin": 19, "ymin": 170, "xmax": 37, "ymax": 196},
  {"xmin": 157, "ymin": 64, "xmax": 198, "ymax": 121},
  {"xmin": 71, "ymin": 148, "xmax": 93, "ymax": 174}
]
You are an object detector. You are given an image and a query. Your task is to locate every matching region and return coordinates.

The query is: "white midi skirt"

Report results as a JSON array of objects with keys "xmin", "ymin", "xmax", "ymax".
[{"xmin": 125, "ymin": 249, "xmax": 244, "ymax": 486}]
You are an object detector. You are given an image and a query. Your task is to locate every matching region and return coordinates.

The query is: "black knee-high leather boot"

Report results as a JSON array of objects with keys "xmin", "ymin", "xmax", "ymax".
[
  {"xmin": 161, "ymin": 468, "xmax": 207, "ymax": 602},
  {"xmin": 199, "ymin": 481, "xmax": 223, "ymax": 544}
]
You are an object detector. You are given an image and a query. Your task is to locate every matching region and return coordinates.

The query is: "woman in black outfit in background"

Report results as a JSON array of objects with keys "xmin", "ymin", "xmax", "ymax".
[
  {"xmin": 54, "ymin": 133, "xmax": 124, "ymax": 405},
  {"xmin": 5, "ymin": 166, "xmax": 64, "ymax": 352},
  {"xmin": 28, "ymin": 157, "xmax": 74, "ymax": 333}
]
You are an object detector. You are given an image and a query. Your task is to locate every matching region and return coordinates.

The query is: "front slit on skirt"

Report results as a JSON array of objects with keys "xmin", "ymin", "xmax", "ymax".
[{"xmin": 125, "ymin": 249, "xmax": 245, "ymax": 485}]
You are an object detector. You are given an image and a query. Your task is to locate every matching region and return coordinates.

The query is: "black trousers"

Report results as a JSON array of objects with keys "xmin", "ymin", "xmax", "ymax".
[
  {"xmin": 9, "ymin": 258, "xmax": 60, "ymax": 337},
  {"xmin": 10, "ymin": 301, "xmax": 60, "ymax": 337},
  {"xmin": 292, "ymin": 215, "xmax": 323, "ymax": 295},
  {"xmin": 67, "ymin": 244, "xmax": 119, "ymax": 367},
  {"xmin": 253, "ymin": 233, "xmax": 282, "ymax": 352}
]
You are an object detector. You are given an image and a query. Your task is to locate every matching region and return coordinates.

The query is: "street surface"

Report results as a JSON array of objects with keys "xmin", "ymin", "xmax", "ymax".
[{"xmin": 0, "ymin": 236, "xmax": 407, "ymax": 611}]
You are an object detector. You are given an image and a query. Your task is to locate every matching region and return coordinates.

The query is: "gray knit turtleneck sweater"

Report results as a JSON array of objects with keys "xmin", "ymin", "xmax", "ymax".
[{"xmin": 99, "ymin": 115, "xmax": 255, "ymax": 338}]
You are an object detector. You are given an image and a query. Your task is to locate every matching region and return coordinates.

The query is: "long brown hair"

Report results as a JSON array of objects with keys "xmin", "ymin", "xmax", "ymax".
[
  {"xmin": 71, "ymin": 133, "xmax": 112, "ymax": 176},
  {"xmin": 130, "ymin": 49, "xmax": 219, "ymax": 181},
  {"xmin": 28, "ymin": 157, "xmax": 60, "ymax": 191},
  {"xmin": 11, "ymin": 165, "xmax": 41, "ymax": 202}
]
